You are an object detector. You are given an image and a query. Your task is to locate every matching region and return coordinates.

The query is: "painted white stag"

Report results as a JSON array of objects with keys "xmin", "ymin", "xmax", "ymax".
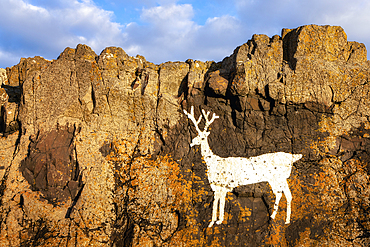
[{"xmin": 184, "ymin": 106, "xmax": 302, "ymax": 227}]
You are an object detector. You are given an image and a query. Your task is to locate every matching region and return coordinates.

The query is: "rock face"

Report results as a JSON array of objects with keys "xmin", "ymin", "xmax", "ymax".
[{"xmin": 0, "ymin": 24, "xmax": 370, "ymax": 246}]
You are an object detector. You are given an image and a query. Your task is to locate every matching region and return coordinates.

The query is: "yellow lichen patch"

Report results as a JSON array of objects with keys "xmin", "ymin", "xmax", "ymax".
[
  {"xmin": 289, "ymin": 169, "xmax": 334, "ymax": 222},
  {"xmin": 224, "ymin": 211, "xmax": 233, "ymax": 223},
  {"xmin": 293, "ymin": 228, "xmax": 316, "ymax": 246},
  {"xmin": 106, "ymin": 139, "xmax": 199, "ymax": 246},
  {"xmin": 170, "ymin": 224, "xmax": 206, "ymax": 247},
  {"xmin": 309, "ymin": 135, "xmax": 338, "ymax": 156},
  {"xmin": 209, "ymin": 236, "xmax": 224, "ymax": 247},
  {"xmin": 89, "ymin": 61, "xmax": 102, "ymax": 82},
  {"xmin": 286, "ymin": 155, "xmax": 370, "ymax": 245},
  {"xmin": 265, "ymin": 219, "xmax": 288, "ymax": 247},
  {"xmin": 238, "ymin": 206, "xmax": 252, "ymax": 223},
  {"xmin": 191, "ymin": 174, "xmax": 208, "ymax": 203},
  {"xmin": 318, "ymin": 113, "xmax": 352, "ymax": 137},
  {"xmin": 187, "ymin": 60, "xmax": 213, "ymax": 92}
]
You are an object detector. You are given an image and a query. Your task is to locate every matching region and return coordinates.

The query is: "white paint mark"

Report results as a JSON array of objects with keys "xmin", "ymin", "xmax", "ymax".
[
  {"xmin": 184, "ymin": 106, "xmax": 302, "ymax": 227},
  {"xmin": 104, "ymin": 53, "xmax": 114, "ymax": 59}
]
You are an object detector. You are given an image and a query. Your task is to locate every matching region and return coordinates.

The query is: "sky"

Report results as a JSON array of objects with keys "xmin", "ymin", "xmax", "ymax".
[{"xmin": 0, "ymin": 0, "xmax": 369, "ymax": 68}]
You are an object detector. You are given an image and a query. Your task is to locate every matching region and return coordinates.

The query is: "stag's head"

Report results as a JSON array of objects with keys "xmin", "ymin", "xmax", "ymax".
[{"xmin": 183, "ymin": 106, "xmax": 219, "ymax": 147}]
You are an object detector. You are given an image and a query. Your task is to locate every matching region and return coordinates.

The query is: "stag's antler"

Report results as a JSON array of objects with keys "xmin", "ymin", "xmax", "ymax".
[
  {"xmin": 202, "ymin": 109, "xmax": 219, "ymax": 131},
  {"xmin": 183, "ymin": 106, "xmax": 203, "ymax": 133}
]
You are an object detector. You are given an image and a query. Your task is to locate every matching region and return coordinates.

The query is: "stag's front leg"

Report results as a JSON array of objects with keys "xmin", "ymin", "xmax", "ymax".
[
  {"xmin": 216, "ymin": 188, "xmax": 228, "ymax": 225},
  {"xmin": 209, "ymin": 190, "xmax": 220, "ymax": 227}
]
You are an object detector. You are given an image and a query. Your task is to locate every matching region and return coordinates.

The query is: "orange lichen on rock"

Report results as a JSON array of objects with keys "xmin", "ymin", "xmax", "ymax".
[
  {"xmin": 104, "ymin": 139, "xmax": 197, "ymax": 246},
  {"xmin": 1, "ymin": 24, "xmax": 370, "ymax": 246}
]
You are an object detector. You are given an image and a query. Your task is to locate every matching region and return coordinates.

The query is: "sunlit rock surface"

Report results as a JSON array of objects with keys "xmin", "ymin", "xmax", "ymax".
[{"xmin": 0, "ymin": 24, "xmax": 370, "ymax": 246}]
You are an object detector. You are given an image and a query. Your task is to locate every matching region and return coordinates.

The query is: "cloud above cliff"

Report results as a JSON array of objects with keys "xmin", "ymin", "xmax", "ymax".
[
  {"xmin": 0, "ymin": 0, "xmax": 124, "ymax": 67},
  {"xmin": 235, "ymin": 0, "xmax": 370, "ymax": 40},
  {"xmin": 0, "ymin": 0, "xmax": 369, "ymax": 68},
  {"xmin": 123, "ymin": 3, "xmax": 246, "ymax": 62}
]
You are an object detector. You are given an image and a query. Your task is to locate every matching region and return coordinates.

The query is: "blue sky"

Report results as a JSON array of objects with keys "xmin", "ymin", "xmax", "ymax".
[{"xmin": 0, "ymin": 0, "xmax": 369, "ymax": 68}]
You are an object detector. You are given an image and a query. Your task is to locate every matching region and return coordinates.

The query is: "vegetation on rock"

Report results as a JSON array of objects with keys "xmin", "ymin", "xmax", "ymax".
[{"xmin": 0, "ymin": 24, "xmax": 369, "ymax": 246}]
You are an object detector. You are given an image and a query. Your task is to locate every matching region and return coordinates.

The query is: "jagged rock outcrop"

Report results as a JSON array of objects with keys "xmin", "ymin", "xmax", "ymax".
[{"xmin": 0, "ymin": 24, "xmax": 370, "ymax": 246}]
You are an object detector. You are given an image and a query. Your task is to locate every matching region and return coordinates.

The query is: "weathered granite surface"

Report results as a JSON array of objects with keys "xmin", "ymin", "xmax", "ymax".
[{"xmin": 1, "ymin": 24, "xmax": 370, "ymax": 246}]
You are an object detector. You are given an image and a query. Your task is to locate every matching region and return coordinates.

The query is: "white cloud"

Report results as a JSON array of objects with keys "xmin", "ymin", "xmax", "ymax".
[
  {"xmin": 0, "ymin": 0, "xmax": 250, "ymax": 67},
  {"xmin": 141, "ymin": 4, "xmax": 195, "ymax": 34},
  {"xmin": 190, "ymin": 15, "xmax": 246, "ymax": 61},
  {"xmin": 1, "ymin": 0, "xmax": 369, "ymax": 68},
  {"xmin": 320, "ymin": 1, "xmax": 370, "ymax": 42},
  {"xmin": 0, "ymin": 0, "xmax": 124, "ymax": 67},
  {"xmin": 121, "ymin": 4, "xmax": 247, "ymax": 63},
  {"xmin": 121, "ymin": 3, "xmax": 198, "ymax": 62},
  {"xmin": 234, "ymin": 0, "xmax": 370, "ymax": 47},
  {"xmin": 0, "ymin": 49, "xmax": 21, "ymax": 68}
]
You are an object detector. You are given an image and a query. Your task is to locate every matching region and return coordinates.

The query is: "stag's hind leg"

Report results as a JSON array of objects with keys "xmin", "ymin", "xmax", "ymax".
[
  {"xmin": 270, "ymin": 191, "xmax": 282, "ymax": 220},
  {"xmin": 269, "ymin": 180, "xmax": 283, "ymax": 220},
  {"xmin": 270, "ymin": 179, "xmax": 292, "ymax": 224},
  {"xmin": 281, "ymin": 179, "xmax": 292, "ymax": 224}
]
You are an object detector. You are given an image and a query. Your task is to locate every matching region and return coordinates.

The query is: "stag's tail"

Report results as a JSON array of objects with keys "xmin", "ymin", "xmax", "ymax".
[{"xmin": 292, "ymin": 154, "xmax": 303, "ymax": 163}]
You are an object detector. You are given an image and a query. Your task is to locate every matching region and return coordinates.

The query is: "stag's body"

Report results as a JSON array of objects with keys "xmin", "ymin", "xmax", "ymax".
[{"xmin": 184, "ymin": 106, "xmax": 302, "ymax": 227}]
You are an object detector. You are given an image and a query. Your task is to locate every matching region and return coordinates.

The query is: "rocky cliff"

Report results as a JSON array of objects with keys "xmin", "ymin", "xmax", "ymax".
[{"xmin": 0, "ymin": 24, "xmax": 370, "ymax": 246}]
